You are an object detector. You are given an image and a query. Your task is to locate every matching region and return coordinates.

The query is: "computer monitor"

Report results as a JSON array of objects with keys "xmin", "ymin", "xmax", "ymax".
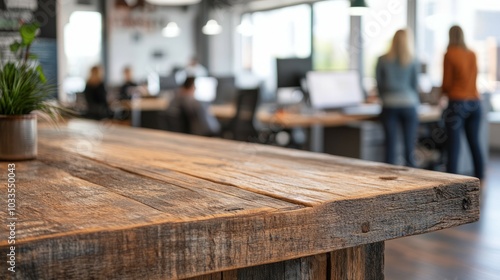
[
  {"xmin": 276, "ymin": 57, "xmax": 312, "ymax": 88},
  {"xmin": 147, "ymin": 72, "xmax": 160, "ymax": 96},
  {"xmin": 195, "ymin": 77, "xmax": 218, "ymax": 103},
  {"xmin": 159, "ymin": 74, "xmax": 178, "ymax": 91},
  {"xmin": 306, "ymin": 71, "xmax": 364, "ymax": 109},
  {"xmin": 276, "ymin": 87, "xmax": 304, "ymax": 105},
  {"xmin": 214, "ymin": 76, "xmax": 236, "ymax": 104}
]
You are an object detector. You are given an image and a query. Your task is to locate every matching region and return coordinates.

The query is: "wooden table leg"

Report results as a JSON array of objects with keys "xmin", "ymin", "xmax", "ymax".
[
  {"xmin": 330, "ymin": 242, "xmax": 384, "ymax": 280},
  {"xmin": 184, "ymin": 241, "xmax": 384, "ymax": 280}
]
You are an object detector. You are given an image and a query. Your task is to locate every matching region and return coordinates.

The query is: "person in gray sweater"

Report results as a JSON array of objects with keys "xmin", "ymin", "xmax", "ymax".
[
  {"xmin": 165, "ymin": 77, "xmax": 220, "ymax": 136},
  {"xmin": 375, "ymin": 29, "xmax": 420, "ymax": 167}
]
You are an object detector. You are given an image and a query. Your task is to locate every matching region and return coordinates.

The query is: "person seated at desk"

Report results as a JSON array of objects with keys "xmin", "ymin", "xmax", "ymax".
[
  {"xmin": 165, "ymin": 77, "xmax": 220, "ymax": 136},
  {"xmin": 84, "ymin": 65, "xmax": 110, "ymax": 120},
  {"xmin": 119, "ymin": 66, "xmax": 137, "ymax": 100},
  {"xmin": 376, "ymin": 29, "xmax": 420, "ymax": 167}
]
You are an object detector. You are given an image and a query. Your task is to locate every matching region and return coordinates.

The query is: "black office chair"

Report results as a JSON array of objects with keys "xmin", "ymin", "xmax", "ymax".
[
  {"xmin": 160, "ymin": 106, "xmax": 192, "ymax": 134},
  {"xmin": 221, "ymin": 88, "xmax": 260, "ymax": 141},
  {"xmin": 214, "ymin": 76, "xmax": 237, "ymax": 104}
]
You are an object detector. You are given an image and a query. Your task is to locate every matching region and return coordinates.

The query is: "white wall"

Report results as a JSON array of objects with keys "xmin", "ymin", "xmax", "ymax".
[
  {"xmin": 208, "ymin": 10, "xmax": 237, "ymax": 76},
  {"xmin": 107, "ymin": 4, "xmax": 197, "ymax": 86}
]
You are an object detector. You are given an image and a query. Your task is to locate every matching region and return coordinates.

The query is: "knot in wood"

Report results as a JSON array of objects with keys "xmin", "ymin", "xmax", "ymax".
[
  {"xmin": 224, "ymin": 207, "xmax": 244, "ymax": 212},
  {"xmin": 361, "ymin": 222, "xmax": 370, "ymax": 233},
  {"xmin": 462, "ymin": 198, "xmax": 471, "ymax": 210},
  {"xmin": 379, "ymin": 176, "xmax": 398, "ymax": 181}
]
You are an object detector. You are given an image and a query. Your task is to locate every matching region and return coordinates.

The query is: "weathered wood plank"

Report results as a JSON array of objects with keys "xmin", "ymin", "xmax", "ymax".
[
  {"xmin": 0, "ymin": 151, "xmax": 301, "ymax": 242},
  {"xmin": 191, "ymin": 253, "xmax": 327, "ymax": 280},
  {"xmin": 186, "ymin": 250, "xmax": 360, "ymax": 280},
  {"xmin": 38, "ymin": 145, "xmax": 302, "ymax": 218},
  {"xmin": 184, "ymin": 272, "xmax": 222, "ymax": 280},
  {"xmin": 331, "ymin": 242, "xmax": 384, "ymax": 280},
  {"xmin": 0, "ymin": 120, "xmax": 479, "ymax": 279},
  {"xmin": 2, "ymin": 182, "xmax": 478, "ymax": 279},
  {"xmin": 38, "ymin": 121, "xmax": 479, "ymax": 207}
]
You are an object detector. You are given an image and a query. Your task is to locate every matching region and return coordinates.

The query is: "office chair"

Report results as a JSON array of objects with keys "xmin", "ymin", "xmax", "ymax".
[
  {"xmin": 221, "ymin": 88, "xmax": 260, "ymax": 141},
  {"xmin": 214, "ymin": 76, "xmax": 237, "ymax": 104},
  {"xmin": 160, "ymin": 106, "xmax": 192, "ymax": 134}
]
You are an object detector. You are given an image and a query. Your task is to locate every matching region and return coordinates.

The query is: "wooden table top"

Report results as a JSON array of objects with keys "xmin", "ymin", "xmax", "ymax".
[{"xmin": 0, "ymin": 119, "xmax": 479, "ymax": 279}]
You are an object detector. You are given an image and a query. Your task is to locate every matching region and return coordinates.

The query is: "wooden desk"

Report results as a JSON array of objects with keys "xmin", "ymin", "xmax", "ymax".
[
  {"xmin": 257, "ymin": 109, "xmax": 373, "ymax": 129},
  {"xmin": 257, "ymin": 104, "xmax": 443, "ymax": 129},
  {"xmin": 121, "ymin": 98, "xmax": 442, "ymax": 129},
  {"xmin": 210, "ymin": 104, "xmax": 236, "ymax": 120},
  {"xmin": 121, "ymin": 99, "xmax": 234, "ymax": 128},
  {"xmin": 0, "ymin": 120, "xmax": 479, "ymax": 279}
]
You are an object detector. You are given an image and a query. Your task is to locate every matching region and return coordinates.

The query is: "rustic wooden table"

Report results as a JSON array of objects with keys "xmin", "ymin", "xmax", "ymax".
[{"xmin": 0, "ymin": 120, "xmax": 479, "ymax": 279}]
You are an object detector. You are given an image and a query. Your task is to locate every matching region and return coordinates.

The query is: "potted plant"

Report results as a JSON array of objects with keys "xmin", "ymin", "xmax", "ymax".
[{"xmin": 0, "ymin": 22, "xmax": 58, "ymax": 160}]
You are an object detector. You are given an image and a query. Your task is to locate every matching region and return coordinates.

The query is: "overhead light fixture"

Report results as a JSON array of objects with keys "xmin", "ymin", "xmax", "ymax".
[
  {"xmin": 146, "ymin": 0, "xmax": 201, "ymax": 6},
  {"xmin": 350, "ymin": 0, "xmax": 368, "ymax": 16},
  {"xmin": 236, "ymin": 20, "xmax": 253, "ymax": 37},
  {"xmin": 202, "ymin": 19, "xmax": 222, "ymax": 35},
  {"xmin": 162, "ymin": 22, "xmax": 180, "ymax": 37}
]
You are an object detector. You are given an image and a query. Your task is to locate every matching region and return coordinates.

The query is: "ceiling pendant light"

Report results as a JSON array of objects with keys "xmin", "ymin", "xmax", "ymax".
[
  {"xmin": 350, "ymin": 0, "xmax": 368, "ymax": 16},
  {"xmin": 146, "ymin": 0, "xmax": 201, "ymax": 6},
  {"xmin": 202, "ymin": 19, "xmax": 222, "ymax": 35},
  {"xmin": 236, "ymin": 20, "xmax": 253, "ymax": 37},
  {"xmin": 162, "ymin": 22, "xmax": 180, "ymax": 37}
]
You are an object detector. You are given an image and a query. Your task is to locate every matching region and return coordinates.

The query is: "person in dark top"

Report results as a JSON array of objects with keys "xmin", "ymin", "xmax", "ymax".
[
  {"xmin": 84, "ymin": 65, "xmax": 110, "ymax": 120},
  {"xmin": 119, "ymin": 66, "xmax": 138, "ymax": 100},
  {"xmin": 165, "ymin": 77, "xmax": 220, "ymax": 136}
]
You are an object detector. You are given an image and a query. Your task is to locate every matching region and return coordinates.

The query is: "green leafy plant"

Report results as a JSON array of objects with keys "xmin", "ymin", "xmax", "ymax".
[{"xmin": 0, "ymin": 22, "xmax": 58, "ymax": 117}]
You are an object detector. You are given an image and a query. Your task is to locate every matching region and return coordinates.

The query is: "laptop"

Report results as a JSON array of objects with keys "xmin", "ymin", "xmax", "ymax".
[
  {"xmin": 195, "ymin": 77, "xmax": 218, "ymax": 103},
  {"xmin": 306, "ymin": 70, "xmax": 380, "ymax": 115}
]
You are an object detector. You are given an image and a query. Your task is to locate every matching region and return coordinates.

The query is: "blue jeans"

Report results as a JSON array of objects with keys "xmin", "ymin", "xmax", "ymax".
[
  {"xmin": 380, "ymin": 107, "xmax": 419, "ymax": 167},
  {"xmin": 443, "ymin": 100, "xmax": 484, "ymax": 179}
]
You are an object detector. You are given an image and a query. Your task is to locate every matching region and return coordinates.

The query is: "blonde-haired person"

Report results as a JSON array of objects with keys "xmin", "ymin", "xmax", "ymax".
[
  {"xmin": 442, "ymin": 25, "xmax": 484, "ymax": 180},
  {"xmin": 376, "ymin": 29, "xmax": 420, "ymax": 166}
]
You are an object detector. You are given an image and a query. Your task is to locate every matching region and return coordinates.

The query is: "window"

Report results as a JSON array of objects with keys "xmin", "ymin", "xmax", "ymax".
[
  {"xmin": 417, "ymin": 0, "xmax": 500, "ymax": 95},
  {"xmin": 245, "ymin": 4, "xmax": 311, "ymax": 95},
  {"xmin": 64, "ymin": 11, "xmax": 102, "ymax": 79},
  {"xmin": 363, "ymin": 0, "xmax": 407, "ymax": 78},
  {"xmin": 313, "ymin": 0, "xmax": 350, "ymax": 71}
]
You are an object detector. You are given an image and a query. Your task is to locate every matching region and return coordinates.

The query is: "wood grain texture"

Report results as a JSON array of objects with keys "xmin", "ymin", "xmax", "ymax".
[
  {"xmin": 183, "ymin": 253, "xmax": 326, "ymax": 280},
  {"xmin": 0, "ymin": 120, "xmax": 479, "ymax": 279},
  {"xmin": 331, "ymin": 242, "xmax": 384, "ymax": 280}
]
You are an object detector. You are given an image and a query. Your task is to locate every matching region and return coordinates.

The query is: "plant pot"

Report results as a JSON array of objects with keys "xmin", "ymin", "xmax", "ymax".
[{"xmin": 0, "ymin": 114, "xmax": 37, "ymax": 160}]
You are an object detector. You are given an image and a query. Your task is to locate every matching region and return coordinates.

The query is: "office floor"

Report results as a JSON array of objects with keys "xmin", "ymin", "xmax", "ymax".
[{"xmin": 385, "ymin": 151, "xmax": 500, "ymax": 280}]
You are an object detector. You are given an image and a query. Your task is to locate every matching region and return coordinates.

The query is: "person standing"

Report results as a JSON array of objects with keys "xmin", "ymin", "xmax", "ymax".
[
  {"xmin": 442, "ymin": 25, "xmax": 484, "ymax": 179},
  {"xmin": 376, "ymin": 29, "xmax": 420, "ymax": 167}
]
